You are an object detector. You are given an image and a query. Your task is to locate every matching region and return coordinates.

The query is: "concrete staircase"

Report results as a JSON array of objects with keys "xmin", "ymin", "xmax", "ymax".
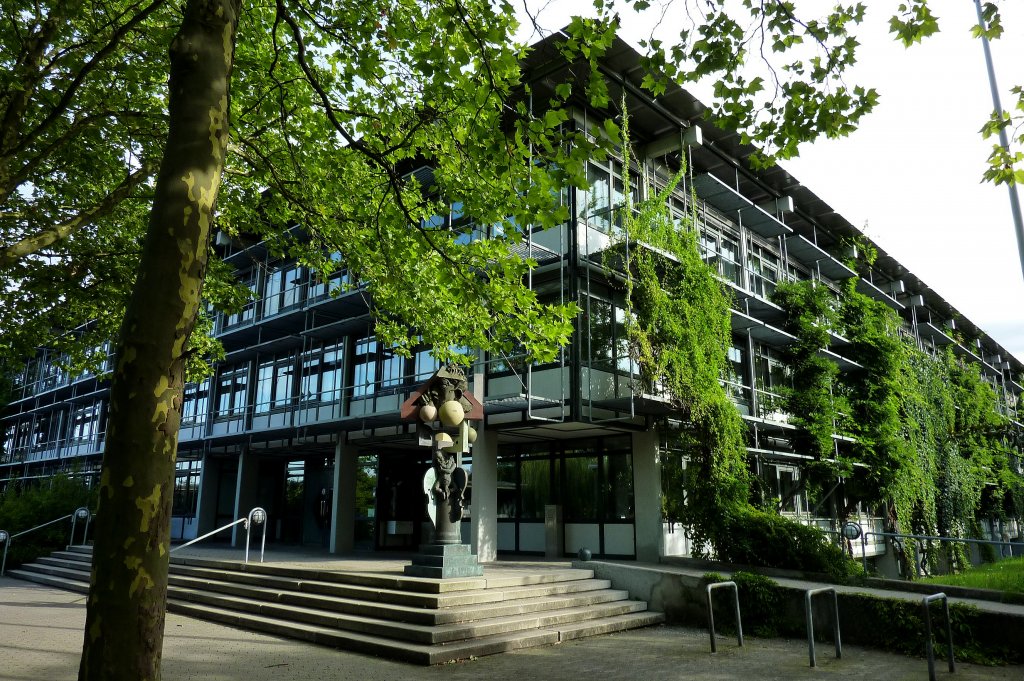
[{"xmin": 8, "ymin": 546, "xmax": 664, "ymax": 664}]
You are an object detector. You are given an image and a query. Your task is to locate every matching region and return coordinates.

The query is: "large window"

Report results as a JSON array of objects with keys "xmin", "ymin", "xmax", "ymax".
[
  {"xmin": 302, "ymin": 341, "xmax": 345, "ymax": 403},
  {"xmin": 724, "ymin": 341, "xmax": 751, "ymax": 413},
  {"xmin": 255, "ymin": 356, "xmax": 296, "ymax": 413},
  {"xmin": 262, "ymin": 264, "xmax": 303, "ymax": 318},
  {"xmin": 521, "ymin": 458, "xmax": 557, "ymax": 521},
  {"xmin": 497, "ymin": 436, "xmax": 634, "ymax": 524},
  {"xmin": 603, "ymin": 453, "xmax": 634, "ymax": 520},
  {"xmin": 563, "ymin": 455, "xmax": 600, "ymax": 521},
  {"xmin": 173, "ymin": 459, "xmax": 202, "ymax": 516},
  {"xmin": 761, "ymin": 463, "xmax": 804, "ymax": 514},
  {"xmin": 586, "ymin": 297, "xmax": 635, "ymax": 376},
  {"xmin": 308, "ymin": 252, "xmax": 350, "ymax": 301},
  {"xmin": 222, "ymin": 271, "xmax": 256, "ymax": 330},
  {"xmin": 69, "ymin": 403, "xmax": 102, "ymax": 443},
  {"xmin": 30, "ymin": 411, "xmax": 61, "ymax": 457},
  {"xmin": 2, "ymin": 421, "xmax": 18, "ymax": 463},
  {"xmin": 579, "ymin": 160, "xmax": 635, "ymax": 233},
  {"xmin": 753, "ymin": 343, "xmax": 791, "ymax": 418},
  {"xmin": 181, "ymin": 380, "xmax": 210, "ymax": 427},
  {"xmin": 214, "ymin": 365, "xmax": 249, "ymax": 419},
  {"xmin": 700, "ymin": 223, "xmax": 743, "ymax": 286},
  {"xmin": 352, "ymin": 336, "xmax": 405, "ymax": 398},
  {"xmin": 746, "ymin": 239, "xmax": 783, "ymax": 298}
]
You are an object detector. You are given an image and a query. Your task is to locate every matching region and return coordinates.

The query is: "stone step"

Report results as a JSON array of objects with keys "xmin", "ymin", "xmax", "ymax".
[
  {"xmin": 11, "ymin": 562, "xmax": 89, "ymax": 583},
  {"xmin": 33, "ymin": 556, "xmax": 83, "ymax": 571},
  {"xmin": 551, "ymin": 611, "xmax": 667, "ymax": 642},
  {"xmin": 167, "ymin": 562, "xmax": 615, "ymax": 608},
  {"xmin": 9, "ymin": 546, "xmax": 663, "ymax": 665},
  {"xmin": 167, "ymin": 584, "xmax": 646, "ymax": 644},
  {"xmin": 167, "ymin": 572, "xmax": 628, "ymax": 626},
  {"xmin": 31, "ymin": 552, "xmax": 621, "ymax": 614},
  {"xmin": 7, "ymin": 569, "xmax": 90, "ymax": 595},
  {"xmin": 168, "ymin": 600, "xmax": 562, "ymax": 665},
  {"xmin": 45, "ymin": 551, "xmax": 92, "ymax": 566},
  {"xmin": 62, "ymin": 544, "xmax": 598, "ymax": 593},
  {"xmin": 169, "ymin": 556, "xmax": 493, "ymax": 594}
]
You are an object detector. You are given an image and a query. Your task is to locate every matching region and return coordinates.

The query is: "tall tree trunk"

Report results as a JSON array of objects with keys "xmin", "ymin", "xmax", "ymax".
[{"xmin": 79, "ymin": 1, "xmax": 240, "ymax": 679}]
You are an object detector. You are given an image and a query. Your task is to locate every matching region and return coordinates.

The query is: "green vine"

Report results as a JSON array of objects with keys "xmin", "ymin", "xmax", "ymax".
[
  {"xmin": 605, "ymin": 108, "xmax": 1020, "ymax": 577},
  {"xmin": 836, "ymin": 282, "xmax": 1017, "ymax": 573},
  {"xmin": 612, "ymin": 114, "xmax": 748, "ymax": 553},
  {"xmin": 771, "ymin": 280, "xmax": 845, "ymax": 495}
]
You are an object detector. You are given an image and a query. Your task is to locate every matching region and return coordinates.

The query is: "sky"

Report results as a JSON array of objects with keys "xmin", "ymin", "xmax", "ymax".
[{"xmin": 515, "ymin": 1, "xmax": 1024, "ymax": 363}]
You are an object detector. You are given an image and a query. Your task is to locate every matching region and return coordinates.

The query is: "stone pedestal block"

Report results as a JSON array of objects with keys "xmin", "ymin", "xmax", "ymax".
[{"xmin": 404, "ymin": 543, "xmax": 484, "ymax": 579}]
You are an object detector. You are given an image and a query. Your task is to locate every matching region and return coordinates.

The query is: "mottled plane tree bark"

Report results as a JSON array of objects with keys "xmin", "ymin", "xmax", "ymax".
[{"xmin": 78, "ymin": 1, "xmax": 240, "ymax": 679}]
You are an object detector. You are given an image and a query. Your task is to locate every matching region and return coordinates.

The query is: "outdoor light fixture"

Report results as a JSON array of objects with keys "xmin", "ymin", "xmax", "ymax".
[
  {"xmin": 0, "ymin": 530, "xmax": 8, "ymax": 544},
  {"xmin": 75, "ymin": 507, "xmax": 90, "ymax": 520},
  {"xmin": 841, "ymin": 522, "xmax": 863, "ymax": 541}
]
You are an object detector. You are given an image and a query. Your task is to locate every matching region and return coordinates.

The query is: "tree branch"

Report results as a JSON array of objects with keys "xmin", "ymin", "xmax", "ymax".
[
  {"xmin": 0, "ymin": 160, "xmax": 156, "ymax": 268},
  {"xmin": 10, "ymin": 0, "xmax": 168, "ymax": 159}
]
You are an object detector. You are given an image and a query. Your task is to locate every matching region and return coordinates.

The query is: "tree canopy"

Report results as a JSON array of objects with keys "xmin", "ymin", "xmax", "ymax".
[{"xmin": 2, "ymin": 1, "xmax": 1019, "ymax": 372}]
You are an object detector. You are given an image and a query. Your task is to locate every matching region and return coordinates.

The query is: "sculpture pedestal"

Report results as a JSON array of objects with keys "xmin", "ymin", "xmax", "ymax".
[{"xmin": 404, "ymin": 543, "xmax": 484, "ymax": 579}]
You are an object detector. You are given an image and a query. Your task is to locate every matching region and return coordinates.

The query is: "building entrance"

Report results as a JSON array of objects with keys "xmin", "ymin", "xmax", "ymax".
[{"xmin": 374, "ymin": 450, "xmax": 430, "ymax": 550}]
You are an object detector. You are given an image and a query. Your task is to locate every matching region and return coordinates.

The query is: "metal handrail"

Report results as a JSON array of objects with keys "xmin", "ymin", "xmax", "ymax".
[
  {"xmin": 244, "ymin": 507, "xmax": 268, "ymax": 564},
  {"xmin": 170, "ymin": 507, "xmax": 268, "ymax": 564},
  {"xmin": 805, "ymin": 587, "xmax": 842, "ymax": 667},
  {"xmin": 0, "ymin": 506, "xmax": 93, "ymax": 576},
  {"xmin": 706, "ymin": 581, "xmax": 743, "ymax": 653},
  {"xmin": 859, "ymin": 530, "xmax": 1024, "ymax": 576},
  {"xmin": 922, "ymin": 593, "xmax": 955, "ymax": 681}
]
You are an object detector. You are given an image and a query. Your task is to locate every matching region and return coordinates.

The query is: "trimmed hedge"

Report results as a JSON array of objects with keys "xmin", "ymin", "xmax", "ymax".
[{"xmin": 715, "ymin": 507, "xmax": 862, "ymax": 582}]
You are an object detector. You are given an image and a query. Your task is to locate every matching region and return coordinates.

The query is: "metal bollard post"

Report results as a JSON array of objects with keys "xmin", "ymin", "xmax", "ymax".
[
  {"xmin": 922, "ymin": 593, "xmax": 955, "ymax": 681},
  {"xmin": 706, "ymin": 581, "xmax": 743, "ymax": 653},
  {"xmin": 805, "ymin": 587, "xmax": 842, "ymax": 667}
]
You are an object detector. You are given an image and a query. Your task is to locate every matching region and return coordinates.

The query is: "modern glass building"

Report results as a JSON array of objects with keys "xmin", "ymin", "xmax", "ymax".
[{"xmin": 3, "ymin": 34, "xmax": 1022, "ymax": 564}]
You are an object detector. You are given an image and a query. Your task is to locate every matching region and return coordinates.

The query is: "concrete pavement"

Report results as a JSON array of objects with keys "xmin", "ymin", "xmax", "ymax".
[{"xmin": 2, "ymin": 576, "xmax": 1022, "ymax": 681}]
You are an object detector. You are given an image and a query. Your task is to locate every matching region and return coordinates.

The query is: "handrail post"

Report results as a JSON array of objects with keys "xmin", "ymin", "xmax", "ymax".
[
  {"xmin": 923, "ymin": 593, "xmax": 955, "ymax": 681},
  {"xmin": 245, "ymin": 507, "xmax": 267, "ymax": 564},
  {"xmin": 0, "ymin": 530, "xmax": 9, "ymax": 576},
  {"xmin": 861, "ymin": 532, "xmax": 869, "ymax": 574},
  {"xmin": 70, "ymin": 507, "xmax": 90, "ymax": 546},
  {"xmin": 805, "ymin": 587, "xmax": 842, "ymax": 667},
  {"xmin": 706, "ymin": 581, "xmax": 743, "ymax": 653},
  {"xmin": 82, "ymin": 511, "xmax": 92, "ymax": 546}
]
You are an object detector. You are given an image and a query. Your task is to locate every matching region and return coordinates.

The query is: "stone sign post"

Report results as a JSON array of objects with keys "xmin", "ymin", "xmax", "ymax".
[{"xmin": 400, "ymin": 365, "xmax": 485, "ymax": 578}]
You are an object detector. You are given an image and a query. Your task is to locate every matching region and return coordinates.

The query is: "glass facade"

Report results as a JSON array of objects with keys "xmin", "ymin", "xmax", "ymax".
[
  {"xmin": 1, "ymin": 88, "xmax": 1020, "ymax": 566},
  {"xmin": 497, "ymin": 436, "xmax": 634, "ymax": 556}
]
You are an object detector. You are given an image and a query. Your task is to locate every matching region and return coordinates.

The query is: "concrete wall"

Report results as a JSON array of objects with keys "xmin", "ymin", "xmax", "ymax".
[{"xmin": 576, "ymin": 560, "xmax": 1024, "ymax": 664}]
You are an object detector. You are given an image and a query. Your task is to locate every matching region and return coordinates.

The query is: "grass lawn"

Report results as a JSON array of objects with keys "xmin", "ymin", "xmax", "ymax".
[{"xmin": 919, "ymin": 556, "xmax": 1024, "ymax": 594}]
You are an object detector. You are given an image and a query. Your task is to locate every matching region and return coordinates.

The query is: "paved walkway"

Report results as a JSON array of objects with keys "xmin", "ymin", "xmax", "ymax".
[{"xmin": 3, "ymin": 574, "xmax": 1023, "ymax": 681}]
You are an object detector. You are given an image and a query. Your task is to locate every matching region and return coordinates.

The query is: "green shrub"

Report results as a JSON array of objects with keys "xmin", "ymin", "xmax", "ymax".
[
  {"xmin": 0, "ymin": 475, "xmax": 96, "ymax": 569},
  {"xmin": 715, "ymin": 507, "xmax": 863, "ymax": 582}
]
